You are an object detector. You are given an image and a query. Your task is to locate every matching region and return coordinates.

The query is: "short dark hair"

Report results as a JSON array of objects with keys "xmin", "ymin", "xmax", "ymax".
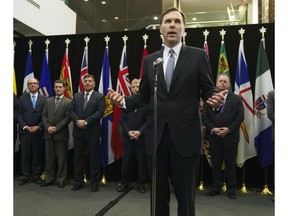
[
  {"xmin": 54, "ymin": 79, "xmax": 65, "ymax": 87},
  {"xmin": 160, "ymin": 7, "xmax": 186, "ymax": 25},
  {"xmin": 83, "ymin": 74, "xmax": 95, "ymax": 82}
]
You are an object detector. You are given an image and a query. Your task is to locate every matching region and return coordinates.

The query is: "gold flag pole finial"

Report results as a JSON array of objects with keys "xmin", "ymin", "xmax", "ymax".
[
  {"xmin": 238, "ymin": 28, "xmax": 245, "ymax": 40},
  {"xmin": 104, "ymin": 35, "xmax": 110, "ymax": 47},
  {"xmin": 259, "ymin": 26, "xmax": 267, "ymax": 39},
  {"xmin": 84, "ymin": 36, "xmax": 90, "ymax": 47},
  {"xmin": 143, "ymin": 34, "xmax": 149, "ymax": 46},
  {"xmin": 203, "ymin": 29, "xmax": 209, "ymax": 41},
  {"xmin": 28, "ymin": 40, "xmax": 33, "ymax": 51},
  {"xmin": 219, "ymin": 29, "xmax": 226, "ymax": 41},
  {"xmin": 65, "ymin": 38, "xmax": 71, "ymax": 48},
  {"xmin": 122, "ymin": 35, "xmax": 128, "ymax": 45},
  {"xmin": 182, "ymin": 32, "xmax": 187, "ymax": 45}
]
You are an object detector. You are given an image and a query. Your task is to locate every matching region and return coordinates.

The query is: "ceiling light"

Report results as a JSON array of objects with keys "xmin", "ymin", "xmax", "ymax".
[
  {"xmin": 153, "ymin": 16, "xmax": 158, "ymax": 20},
  {"xmin": 124, "ymin": 29, "xmax": 128, "ymax": 31},
  {"xmin": 102, "ymin": 20, "xmax": 106, "ymax": 22},
  {"xmin": 114, "ymin": 17, "xmax": 119, "ymax": 20},
  {"xmin": 101, "ymin": 1, "xmax": 106, "ymax": 4},
  {"xmin": 84, "ymin": 0, "xmax": 88, "ymax": 2},
  {"xmin": 192, "ymin": 17, "xmax": 197, "ymax": 21}
]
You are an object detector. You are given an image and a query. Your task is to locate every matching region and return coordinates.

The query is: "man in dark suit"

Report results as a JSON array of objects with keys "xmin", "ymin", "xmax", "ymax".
[
  {"xmin": 41, "ymin": 80, "xmax": 71, "ymax": 188},
  {"xmin": 69, "ymin": 74, "xmax": 105, "ymax": 192},
  {"xmin": 118, "ymin": 78, "xmax": 148, "ymax": 193},
  {"xmin": 108, "ymin": 7, "xmax": 226, "ymax": 216},
  {"xmin": 202, "ymin": 74, "xmax": 244, "ymax": 199},
  {"xmin": 17, "ymin": 78, "xmax": 46, "ymax": 185}
]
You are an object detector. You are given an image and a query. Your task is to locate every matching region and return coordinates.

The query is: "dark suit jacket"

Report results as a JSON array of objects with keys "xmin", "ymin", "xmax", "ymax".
[
  {"xmin": 202, "ymin": 92, "xmax": 244, "ymax": 143},
  {"xmin": 17, "ymin": 93, "xmax": 46, "ymax": 135},
  {"xmin": 120, "ymin": 105, "xmax": 148, "ymax": 145},
  {"xmin": 69, "ymin": 91, "xmax": 105, "ymax": 138},
  {"xmin": 125, "ymin": 45, "xmax": 216, "ymax": 157},
  {"xmin": 42, "ymin": 96, "xmax": 71, "ymax": 141}
]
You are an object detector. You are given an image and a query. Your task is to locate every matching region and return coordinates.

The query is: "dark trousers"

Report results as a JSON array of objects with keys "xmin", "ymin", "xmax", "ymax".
[
  {"xmin": 44, "ymin": 139, "xmax": 68, "ymax": 184},
  {"xmin": 19, "ymin": 134, "xmax": 43, "ymax": 180},
  {"xmin": 147, "ymin": 124, "xmax": 199, "ymax": 216},
  {"xmin": 121, "ymin": 142, "xmax": 147, "ymax": 186},
  {"xmin": 209, "ymin": 139, "xmax": 238, "ymax": 193},
  {"xmin": 73, "ymin": 136, "xmax": 101, "ymax": 186}
]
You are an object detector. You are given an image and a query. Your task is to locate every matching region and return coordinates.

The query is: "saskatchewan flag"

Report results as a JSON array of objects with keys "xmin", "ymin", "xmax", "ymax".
[
  {"xmin": 254, "ymin": 38, "xmax": 274, "ymax": 167},
  {"xmin": 217, "ymin": 40, "xmax": 231, "ymax": 91}
]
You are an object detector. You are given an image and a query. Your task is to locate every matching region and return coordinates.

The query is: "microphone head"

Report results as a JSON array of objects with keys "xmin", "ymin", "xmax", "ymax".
[{"xmin": 153, "ymin": 57, "xmax": 163, "ymax": 66}]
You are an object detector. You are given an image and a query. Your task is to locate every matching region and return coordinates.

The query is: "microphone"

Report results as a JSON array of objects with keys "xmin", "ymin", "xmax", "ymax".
[{"xmin": 153, "ymin": 57, "xmax": 164, "ymax": 67}]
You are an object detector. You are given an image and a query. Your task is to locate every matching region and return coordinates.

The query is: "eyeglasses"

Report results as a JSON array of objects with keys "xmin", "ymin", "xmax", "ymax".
[{"xmin": 28, "ymin": 82, "xmax": 39, "ymax": 85}]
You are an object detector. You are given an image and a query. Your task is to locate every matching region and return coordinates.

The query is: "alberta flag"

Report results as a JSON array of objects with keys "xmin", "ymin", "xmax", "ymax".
[
  {"xmin": 234, "ymin": 39, "xmax": 257, "ymax": 168},
  {"xmin": 78, "ymin": 46, "xmax": 88, "ymax": 92},
  {"xmin": 217, "ymin": 41, "xmax": 231, "ymax": 91},
  {"xmin": 22, "ymin": 50, "xmax": 34, "ymax": 94},
  {"xmin": 39, "ymin": 49, "xmax": 53, "ymax": 97},
  {"xmin": 254, "ymin": 38, "xmax": 274, "ymax": 167},
  {"xmin": 111, "ymin": 44, "xmax": 131, "ymax": 159},
  {"xmin": 98, "ymin": 46, "xmax": 115, "ymax": 166}
]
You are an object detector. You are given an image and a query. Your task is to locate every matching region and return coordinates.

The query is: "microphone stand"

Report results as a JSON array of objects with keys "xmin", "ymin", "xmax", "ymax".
[{"xmin": 151, "ymin": 62, "xmax": 158, "ymax": 216}]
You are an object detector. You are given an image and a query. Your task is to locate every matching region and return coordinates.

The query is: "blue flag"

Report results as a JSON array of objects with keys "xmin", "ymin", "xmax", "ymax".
[
  {"xmin": 22, "ymin": 50, "xmax": 34, "ymax": 94},
  {"xmin": 98, "ymin": 46, "xmax": 115, "ymax": 166},
  {"xmin": 39, "ymin": 49, "xmax": 53, "ymax": 97}
]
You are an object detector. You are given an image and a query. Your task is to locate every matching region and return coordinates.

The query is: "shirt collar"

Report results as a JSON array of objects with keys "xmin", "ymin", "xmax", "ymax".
[{"xmin": 163, "ymin": 42, "xmax": 182, "ymax": 58}]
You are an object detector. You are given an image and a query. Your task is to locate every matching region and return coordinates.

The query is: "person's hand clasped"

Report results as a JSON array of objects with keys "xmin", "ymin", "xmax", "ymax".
[
  {"xmin": 206, "ymin": 90, "xmax": 228, "ymax": 109},
  {"xmin": 107, "ymin": 88, "xmax": 124, "ymax": 107}
]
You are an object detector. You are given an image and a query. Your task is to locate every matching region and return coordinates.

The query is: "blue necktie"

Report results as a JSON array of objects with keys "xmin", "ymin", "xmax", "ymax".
[
  {"xmin": 166, "ymin": 49, "xmax": 175, "ymax": 91},
  {"xmin": 32, "ymin": 95, "xmax": 36, "ymax": 109}
]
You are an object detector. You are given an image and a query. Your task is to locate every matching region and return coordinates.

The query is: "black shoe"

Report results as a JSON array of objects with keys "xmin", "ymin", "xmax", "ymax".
[
  {"xmin": 227, "ymin": 193, "xmax": 236, "ymax": 199},
  {"xmin": 206, "ymin": 190, "xmax": 221, "ymax": 196},
  {"xmin": 19, "ymin": 178, "xmax": 29, "ymax": 186},
  {"xmin": 117, "ymin": 184, "xmax": 129, "ymax": 192},
  {"xmin": 71, "ymin": 184, "xmax": 83, "ymax": 191},
  {"xmin": 58, "ymin": 182, "xmax": 65, "ymax": 188},
  {"xmin": 137, "ymin": 185, "xmax": 146, "ymax": 193},
  {"xmin": 33, "ymin": 178, "xmax": 42, "ymax": 185},
  {"xmin": 40, "ymin": 181, "xmax": 54, "ymax": 187},
  {"xmin": 91, "ymin": 185, "xmax": 99, "ymax": 192}
]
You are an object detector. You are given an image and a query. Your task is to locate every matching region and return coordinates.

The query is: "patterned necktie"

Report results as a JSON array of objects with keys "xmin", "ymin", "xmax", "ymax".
[
  {"xmin": 55, "ymin": 97, "xmax": 61, "ymax": 110},
  {"xmin": 166, "ymin": 49, "xmax": 175, "ymax": 91},
  {"xmin": 83, "ymin": 93, "xmax": 89, "ymax": 110},
  {"xmin": 32, "ymin": 95, "xmax": 36, "ymax": 109}
]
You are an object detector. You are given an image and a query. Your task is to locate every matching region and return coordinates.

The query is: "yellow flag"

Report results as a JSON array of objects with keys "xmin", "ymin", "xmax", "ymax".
[{"xmin": 13, "ymin": 67, "xmax": 17, "ymax": 95}]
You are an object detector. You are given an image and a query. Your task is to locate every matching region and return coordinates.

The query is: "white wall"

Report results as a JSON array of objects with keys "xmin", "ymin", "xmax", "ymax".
[{"xmin": 14, "ymin": 0, "xmax": 76, "ymax": 35}]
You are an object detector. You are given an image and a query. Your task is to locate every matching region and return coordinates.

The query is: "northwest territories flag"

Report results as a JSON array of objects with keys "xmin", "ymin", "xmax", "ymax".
[
  {"xmin": 254, "ymin": 38, "xmax": 274, "ymax": 167},
  {"xmin": 98, "ymin": 46, "xmax": 115, "ymax": 166}
]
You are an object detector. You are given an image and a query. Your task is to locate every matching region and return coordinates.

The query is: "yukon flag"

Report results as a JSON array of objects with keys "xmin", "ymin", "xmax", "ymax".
[
  {"xmin": 39, "ymin": 49, "xmax": 53, "ymax": 97},
  {"xmin": 111, "ymin": 45, "xmax": 131, "ymax": 159},
  {"xmin": 78, "ymin": 46, "xmax": 88, "ymax": 92},
  {"xmin": 254, "ymin": 38, "xmax": 274, "ymax": 167},
  {"xmin": 13, "ymin": 67, "xmax": 17, "ymax": 95},
  {"xmin": 234, "ymin": 39, "xmax": 257, "ymax": 168},
  {"xmin": 217, "ymin": 41, "xmax": 232, "ymax": 91},
  {"xmin": 22, "ymin": 50, "xmax": 34, "ymax": 94},
  {"xmin": 98, "ymin": 46, "xmax": 115, "ymax": 166},
  {"xmin": 139, "ymin": 44, "xmax": 148, "ymax": 78},
  {"xmin": 60, "ymin": 47, "xmax": 74, "ymax": 149}
]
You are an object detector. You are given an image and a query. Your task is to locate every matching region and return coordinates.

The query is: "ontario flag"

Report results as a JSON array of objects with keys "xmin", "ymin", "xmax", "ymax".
[
  {"xmin": 111, "ymin": 44, "xmax": 131, "ymax": 159},
  {"xmin": 254, "ymin": 38, "xmax": 274, "ymax": 167},
  {"xmin": 39, "ymin": 49, "xmax": 53, "ymax": 97},
  {"xmin": 217, "ymin": 40, "xmax": 232, "ymax": 91},
  {"xmin": 139, "ymin": 44, "xmax": 148, "ymax": 79},
  {"xmin": 98, "ymin": 46, "xmax": 115, "ymax": 166},
  {"xmin": 78, "ymin": 46, "xmax": 88, "ymax": 92},
  {"xmin": 22, "ymin": 50, "xmax": 34, "ymax": 94},
  {"xmin": 60, "ymin": 48, "xmax": 73, "ymax": 100},
  {"xmin": 234, "ymin": 38, "xmax": 257, "ymax": 168}
]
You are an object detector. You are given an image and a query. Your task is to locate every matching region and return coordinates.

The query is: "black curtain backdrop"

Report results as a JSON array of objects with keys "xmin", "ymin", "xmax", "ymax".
[{"xmin": 14, "ymin": 23, "xmax": 275, "ymax": 188}]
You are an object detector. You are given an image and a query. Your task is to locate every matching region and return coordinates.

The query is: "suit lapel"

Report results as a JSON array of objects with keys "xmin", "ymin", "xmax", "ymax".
[{"xmin": 170, "ymin": 45, "xmax": 187, "ymax": 88}]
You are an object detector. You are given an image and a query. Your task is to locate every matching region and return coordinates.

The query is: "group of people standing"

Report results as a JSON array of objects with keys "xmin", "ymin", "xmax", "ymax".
[{"xmin": 14, "ymin": 6, "xmax": 273, "ymax": 216}]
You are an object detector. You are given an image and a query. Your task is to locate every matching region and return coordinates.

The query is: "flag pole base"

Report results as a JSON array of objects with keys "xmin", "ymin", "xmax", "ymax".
[
  {"xmin": 84, "ymin": 174, "xmax": 88, "ymax": 184},
  {"xmin": 197, "ymin": 181, "xmax": 207, "ymax": 191},
  {"xmin": 221, "ymin": 182, "xmax": 227, "ymax": 192},
  {"xmin": 40, "ymin": 172, "xmax": 45, "ymax": 181},
  {"xmin": 260, "ymin": 185, "xmax": 273, "ymax": 195},
  {"xmin": 239, "ymin": 183, "xmax": 252, "ymax": 193},
  {"xmin": 101, "ymin": 175, "xmax": 107, "ymax": 184}
]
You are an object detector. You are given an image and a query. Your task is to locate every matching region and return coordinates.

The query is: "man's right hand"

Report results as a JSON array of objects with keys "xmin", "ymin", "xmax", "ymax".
[{"xmin": 107, "ymin": 88, "xmax": 124, "ymax": 107}]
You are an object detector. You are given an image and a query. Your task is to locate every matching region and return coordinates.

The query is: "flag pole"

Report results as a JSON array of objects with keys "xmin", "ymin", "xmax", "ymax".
[
  {"xmin": 239, "ymin": 164, "xmax": 252, "ymax": 193},
  {"xmin": 260, "ymin": 167, "xmax": 273, "ymax": 195},
  {"xmin": 196, "ymin": 154, "xmax": 207, "ymax": 191}
]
